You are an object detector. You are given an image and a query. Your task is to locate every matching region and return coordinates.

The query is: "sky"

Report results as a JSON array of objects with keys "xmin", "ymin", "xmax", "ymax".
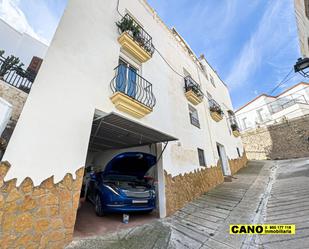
[{"xmin": 0, "ymin": 0, "xmax": 306, "ymax": 109}]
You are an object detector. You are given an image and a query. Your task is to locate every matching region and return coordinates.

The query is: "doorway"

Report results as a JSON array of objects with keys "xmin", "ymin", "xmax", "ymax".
[
  {"xmin": 73, "ymin": 111, "xmax": 177, "ymax": 238},
  {"xmin": 216, "ymin": 143, "xmax": 231, "ymax": 176}
]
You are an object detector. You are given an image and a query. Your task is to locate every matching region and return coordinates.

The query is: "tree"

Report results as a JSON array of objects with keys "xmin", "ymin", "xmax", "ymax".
[{"xmin": 0, "ymin": 51, "xmax": 24, "ymax": 79}]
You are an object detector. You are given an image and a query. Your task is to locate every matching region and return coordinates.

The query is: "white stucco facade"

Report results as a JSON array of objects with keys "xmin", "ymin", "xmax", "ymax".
[
  {"xmin": 236, "ymin": 82, "xmax": 309, "ymax": 131},
  {"xmin": 295, "ymin": 0, "xmax": 309, "ymax": 57},
  {"xmin": 0, "ymin": 18, "xmax": 48, "ymax": 67},
  {"xmin": 3, "ymin": 0, "xmax": 243, "ymax": 187}
]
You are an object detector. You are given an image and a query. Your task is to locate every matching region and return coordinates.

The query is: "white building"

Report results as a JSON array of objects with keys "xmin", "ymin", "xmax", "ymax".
[
  {"xmin": 0, "ymin": 0, "xmax": 246, "ymax": 247},
  {"xmin": 295, "ymin": 0, "xmax": 309, "ymax": 57},
  {"xmin": 236, "ymin": 82, "xmax": 309, "ymax": 131},
  {"xmin": 0, "ymin": 18, "xmax": 48, "ymax": 67}
]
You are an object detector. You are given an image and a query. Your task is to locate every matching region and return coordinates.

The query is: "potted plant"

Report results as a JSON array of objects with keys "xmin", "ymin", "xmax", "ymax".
[
  {"xmin": 116, "ymin": 17, "xmax": 142, "ymax": 44},
  {"xmin": 231, "ymin": 123, "xmax": 239, "ymax": 131},
  {"xmin": 210, "ymin": 105, "xmax": 223, "ymax": 116}
]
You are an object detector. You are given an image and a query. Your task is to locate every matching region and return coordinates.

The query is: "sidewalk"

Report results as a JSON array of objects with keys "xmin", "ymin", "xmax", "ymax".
[{"xmin": 66, "ymin": 158, "xmax": 309, "ymax": 249}]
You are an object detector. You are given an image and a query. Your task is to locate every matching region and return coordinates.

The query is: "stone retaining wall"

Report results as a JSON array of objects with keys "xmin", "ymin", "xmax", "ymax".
[
  {"xmin": 165, "ymin": 154, "xmax": 247, "ymax": 216},
  {"xmin": 241, "ymin": 115, "xmax": 309, "ymax": 160},
  {"xmin": 0, "ymin": 162, "xmax": 84, "ymax": 249}
]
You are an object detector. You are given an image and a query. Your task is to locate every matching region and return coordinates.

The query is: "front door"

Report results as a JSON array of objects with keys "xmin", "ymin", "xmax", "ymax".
[{"xmin": 217, "ymin": 143, "xmax": 231, "ymax": 176}]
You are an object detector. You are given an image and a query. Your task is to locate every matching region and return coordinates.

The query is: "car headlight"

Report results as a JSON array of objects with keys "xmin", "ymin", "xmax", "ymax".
[{"xmin": 104, "ymin": 184, "xmax": 120, "ymax": 196}]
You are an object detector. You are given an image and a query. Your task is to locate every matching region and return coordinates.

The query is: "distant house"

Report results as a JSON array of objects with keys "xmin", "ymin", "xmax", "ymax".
[
  {"xmin": 236, "ymin": 82, "xmax": 309, "ymax": 131},
  {"xmin": 0, "ymin": 18, "xmax": 48, "ymax": 67}
]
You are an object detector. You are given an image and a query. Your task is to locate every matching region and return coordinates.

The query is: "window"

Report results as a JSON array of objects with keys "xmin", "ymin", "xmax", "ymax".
[
  {"xmin": 242, "ymin": 117, "xmax": 248, "ymax": 129},
  {"xmin": 237, "ymin": 148, "xmax": 241, "ymax": 157},
  {"xmin": 198, "ymin": 148, "xmax": 206, "ymax": 166},
  {"xmin": 305, "ymin": 0, "xmax": 309, "ymax": 19},
  {"xmin": 210, "ymin": 75, "xmax": 216, "ymax": 87},
  {"xmin": 206, "ymin": 91, "xmax": 213, "ymax": 106},
  {"xmin": 183, "ymin": 68, "xmax": 190, "ymax": 77},
  {"xmin": 116, "ymin": 58, "xmax": 139, "ymax": 98},
  {"xmin": 200, "ymin": 64, "xmax": 209, "ymax": 80},
  {"xmin": 256, "ymin": 108, "xmax": 264, "ymax": 123},
  {"xmin": 188, "ymin": 104, "xmax": 200, "ymax": 128}
]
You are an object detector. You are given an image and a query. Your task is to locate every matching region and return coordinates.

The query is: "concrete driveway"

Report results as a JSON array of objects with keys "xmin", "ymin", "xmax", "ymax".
[{"xmin": 66, "ymin": 158, "xmax": 309, "ymax": 249}]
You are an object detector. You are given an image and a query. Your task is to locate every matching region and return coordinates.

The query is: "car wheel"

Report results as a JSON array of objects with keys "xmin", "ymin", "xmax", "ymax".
[{"xmin": 95, "ymin": 194, "xmax": 104, "ymax": 217}]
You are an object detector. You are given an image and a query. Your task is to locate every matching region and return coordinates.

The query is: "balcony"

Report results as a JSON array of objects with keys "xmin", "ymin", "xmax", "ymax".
[
  {"xmin": 110, "ymin": 64, "xmax": 156, "ymax": 118},
  {"xmin": 228, "ymin": 111, "xmax": 240, "ymax": 137},
  {"xmin": 269, "ymin": 95, "xmax": 308, "ymax": 114},
  {"xmin": 184, "ymin": 76, "xmax": 203, "ymax": 105},
  {"xmin": 116, "ymin": 14, "xmax": 154, "ymax": 63},
  {"xmin": 0, "ymin": 56, "xmax": 34, "ymax": 93},
  {"xmin": 231, "ymin": 124, "xmax": 240, "ymax": 137},
  {"xmin": 209, "ymin": 99, "xmax": 223, "ymax": 122}
]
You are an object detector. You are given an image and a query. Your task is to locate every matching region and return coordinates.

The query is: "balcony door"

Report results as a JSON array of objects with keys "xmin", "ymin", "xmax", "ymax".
[{"xmin": 116, "ymin": 58, "xmax": 137, "ymax": 98}]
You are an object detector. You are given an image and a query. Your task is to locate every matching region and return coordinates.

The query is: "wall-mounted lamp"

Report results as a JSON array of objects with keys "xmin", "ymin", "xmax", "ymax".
[{"xmin": 294, "ymin": 57, "xmax": 309, "ymax": 77}]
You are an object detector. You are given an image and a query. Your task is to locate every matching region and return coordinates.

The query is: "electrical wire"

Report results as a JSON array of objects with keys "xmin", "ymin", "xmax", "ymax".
[
  {"xmin": 154, "ymin": 47, "xmax": 185, "ymax": 78},
  {"xmin": 268, "ymin": 68, "xmax": 294, "ymax": 95},
  {"xmin": 116, "ymin": 0, "xmax": 123, "ymax": 17}
]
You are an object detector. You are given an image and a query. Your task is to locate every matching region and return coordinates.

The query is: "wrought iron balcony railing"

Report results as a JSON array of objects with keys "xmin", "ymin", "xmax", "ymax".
[
  {"xmin": 208, "ymin": 98, "xmax": 223, "ymax": 115},
  {"xmin": 0, "ymin": 56, "xmax": 34, "ymax": 93},
  {"xmin": 116, "ymin": 14, "xmax": 155, "ymax": 56},
  {"xmin": 184, "ymin": 76, "xmax": 203, "ymax": 98},
  {"xmin": 110, "ymin": 64, "xmax": 156, "ymax": 109}
]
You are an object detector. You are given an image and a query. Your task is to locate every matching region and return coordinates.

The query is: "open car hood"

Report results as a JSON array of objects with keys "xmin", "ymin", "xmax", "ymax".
[{"xmin": 103, "ymin": 152, "xmax": 157, "ymax": 179}]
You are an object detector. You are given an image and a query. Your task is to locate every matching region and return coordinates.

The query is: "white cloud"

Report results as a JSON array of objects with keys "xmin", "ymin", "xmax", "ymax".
[
  {"xmin": 225, "ymin": 0, "xmax": 296, "ymax": 91},
  {"xmin": 0, "ymin": 0, "xmax": 56, "ymax": 45}
]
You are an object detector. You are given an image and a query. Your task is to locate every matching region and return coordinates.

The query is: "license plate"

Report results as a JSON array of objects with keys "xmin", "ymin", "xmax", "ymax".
[{"xmin": 132, "ymin": 200, "xmax": 148, "ymax": 204}]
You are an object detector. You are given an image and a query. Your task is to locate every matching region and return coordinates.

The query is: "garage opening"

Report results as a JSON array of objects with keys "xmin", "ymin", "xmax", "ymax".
[{"xmin": 73, "ymin": 111, "xmax": 177, "ymax": 238}]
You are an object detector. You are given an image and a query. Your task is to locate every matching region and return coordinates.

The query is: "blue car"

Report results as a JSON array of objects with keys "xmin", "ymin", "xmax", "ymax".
[{"xmin": 86, "ymin": 152, "xmax": 157, "ymax": 216}]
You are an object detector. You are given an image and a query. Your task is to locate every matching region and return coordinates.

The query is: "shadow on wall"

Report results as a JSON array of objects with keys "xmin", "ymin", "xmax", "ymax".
[{"xmin": 241, "ymin": 114, "xmax": 309, "ymax": 160}]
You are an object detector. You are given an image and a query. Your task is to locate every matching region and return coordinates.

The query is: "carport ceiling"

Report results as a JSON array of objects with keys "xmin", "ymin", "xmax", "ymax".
[{"xmin": 88, "ymin": 112, "xmax": 177, "ymax": 152}]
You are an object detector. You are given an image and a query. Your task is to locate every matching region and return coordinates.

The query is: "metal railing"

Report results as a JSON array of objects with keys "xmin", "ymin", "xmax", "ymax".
[
  {"xmin": 117, "ymin": 14, "xmax": 155, "ymax": 56},
  {"xmin": 268, "ymin": 95, "xmax": 308, "ymax": 114},
  {"xmin": 0, "ymin": 56, "xmax": 34, "ymax": 93},
  {"xmin": 110, "ymin": 64, "xmax": 156, "ymax": 109},
  {"xmin": 184, "ymin": 76, "xmax": 204, "ymax": 99},
  {"xmin": 208, "ymin": 98, "xmax": 223, "ymax": 115},
  {"xmin": 228, "ymin": 111, "xmax": 239, "ymax": 131}
]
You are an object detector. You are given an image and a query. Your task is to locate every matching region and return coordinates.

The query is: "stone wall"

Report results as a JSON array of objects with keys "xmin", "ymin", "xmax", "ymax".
[
  {"xmin": 241, "ymin": 115, "xmax": 309, "ymax": 160},
  {"xmin": 0, "ymin": 80, "xmax": 28, "ymax": 123},
  {"xmin": 165, "ymin": 154, "xmax": 247, "ymax": 216},
  {"xmin": 0, "ymin": 162, "xmax": 84, "ymax": 249},
  {"xmin": 229, "ymin": 152, "xmax": 248, "ymax": 175}
]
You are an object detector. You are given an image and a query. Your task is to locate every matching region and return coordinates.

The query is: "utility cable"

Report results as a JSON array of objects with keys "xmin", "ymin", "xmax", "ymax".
[{"xmin": 268, "ymin": 68, "xmax": 294, "ymax": 95}]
